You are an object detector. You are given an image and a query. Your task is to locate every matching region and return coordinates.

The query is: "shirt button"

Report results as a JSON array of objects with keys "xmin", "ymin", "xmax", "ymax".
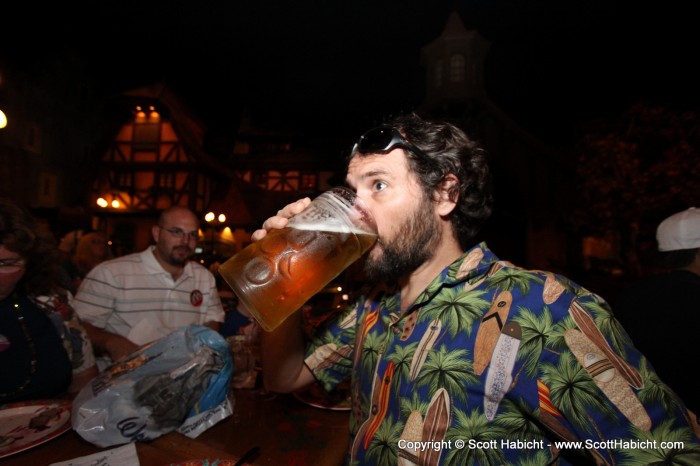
[
  {"xmin": 371, "ymin": 404, "xmax": 378, "ymax": 415},
  {"xmin": 392, "ymin": 327, "xmax": 401, "ymax": 335}
]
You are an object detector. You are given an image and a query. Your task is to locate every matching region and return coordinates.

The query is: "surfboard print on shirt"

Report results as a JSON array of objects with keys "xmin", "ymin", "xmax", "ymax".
[
  {"xmin": 351, "ymin": 361, "xmax": 396, "ymax": 457},
  {"xmin": 397, "ymin": 388, "xmax": 452, "ymax": 466},
  {"xmin": 483, "ymin": 321, "xmax": 521, "ymax": 420},
  {"xmin": 456, "ymin": 247, "xmax": 484, "ymax": 279},
  {"xmin": 543, "ymin": 273, "xmax": 567, "ymax": 304},
  {"xmin": 474, "ymin": 290, "xmax": 512, "ymax": 376},
  {"xmin": 564, "ymin": 329, "xmax": 651, "ymax": 431},
  {"xmin": 409, "ymin": 318, "xmax": 442, "ymax": 381},
  {"xmin": 419, "ymin": 388, "xmax": 452, "ymax": 466},
  {"xmin": 568, "ymin": 301, "xmax": 643, "ymax": 389},
  {"xmin": 398, "ymin": 410, "xmax": 424, "ymax": 466},
  {"xmin": 363, "ymin": 361, "xmax": 395, "ymax": 449}
]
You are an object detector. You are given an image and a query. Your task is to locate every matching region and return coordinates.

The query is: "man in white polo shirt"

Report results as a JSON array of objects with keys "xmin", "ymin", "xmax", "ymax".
[{"xmin": 74, "ymin": 206, "xmax": 225, "ymax": 369}]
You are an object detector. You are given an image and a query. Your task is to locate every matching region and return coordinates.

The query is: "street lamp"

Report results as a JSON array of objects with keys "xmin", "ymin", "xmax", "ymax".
[{"xmin": 204, "ymin": 211, "xmax": 227, "ymax": 259}]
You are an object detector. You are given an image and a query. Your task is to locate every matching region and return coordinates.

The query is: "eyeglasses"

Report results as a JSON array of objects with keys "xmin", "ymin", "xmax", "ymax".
[
  {"xmin": 0, "ymin": 258, "xmax": 26, "ymax": 274},
  {"xmin": 163, "ymin": 227, "xmax": 199, "ymax": 242},
  {"xmin": 351, "ymin": 126, "xmax": 431, "ymax": 162}
]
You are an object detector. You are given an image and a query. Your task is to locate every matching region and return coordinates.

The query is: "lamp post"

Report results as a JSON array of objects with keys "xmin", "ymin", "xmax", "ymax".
[{"xmin": 204, "ymin": 211, "xmax": 227, "ymax": 260}]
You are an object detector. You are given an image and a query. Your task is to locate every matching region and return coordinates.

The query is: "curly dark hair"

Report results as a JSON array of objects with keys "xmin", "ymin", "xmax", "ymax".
[
  {"xmin": 348, "ymin": 112, "xmax": 493, "ymax": 249},
  {"xmin": 0, "ymin": 198, "xmax": 65, "ymax": 297}
]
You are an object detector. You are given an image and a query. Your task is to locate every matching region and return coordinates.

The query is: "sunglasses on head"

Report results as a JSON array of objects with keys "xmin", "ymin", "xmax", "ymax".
[{"xmin": 352, "ymin": 126, "xmax": 431, "ymax": 162}]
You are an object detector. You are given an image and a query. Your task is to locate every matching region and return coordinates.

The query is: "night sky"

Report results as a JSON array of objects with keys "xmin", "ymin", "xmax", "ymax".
[{"xmin": 6, "ymin": 0, "xmax": 699, "ymax": 147}]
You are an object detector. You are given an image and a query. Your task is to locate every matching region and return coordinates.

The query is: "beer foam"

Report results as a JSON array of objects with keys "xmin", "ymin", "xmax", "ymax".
[
  {"xmin": 289, "ymin": 192, "xmax": 375, "ymax": 236},
  {"xmin": 290, "ymin": 221, "xmax": 355, "ymax": 234}
]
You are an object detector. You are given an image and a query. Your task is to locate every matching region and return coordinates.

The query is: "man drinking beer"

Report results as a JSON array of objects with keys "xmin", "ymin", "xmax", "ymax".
[{"xmin": 253, "ymin": 112, "xmax": 700, "ymax": 465}]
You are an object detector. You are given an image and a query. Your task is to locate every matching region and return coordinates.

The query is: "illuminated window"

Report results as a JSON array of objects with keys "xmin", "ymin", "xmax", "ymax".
[
  {"xmin": 159, "ymin": 172, "xmax": 176, "ymax": 190},
  {"xmin": 301, "ymin": 173, "xmax": 317, "ymax": 189},
  {"xmin": 116, "ymin": 171, "xmax": 133, "ymax": 190},
  {"xmin": 133, "ymin": 122, "xmax": 159, "ymax": 151}
]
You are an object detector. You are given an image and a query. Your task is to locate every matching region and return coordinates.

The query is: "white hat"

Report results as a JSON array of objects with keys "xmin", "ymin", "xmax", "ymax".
[{"xmin": 656, "ymin": 207, "xmax": 700, "ymax": 251}]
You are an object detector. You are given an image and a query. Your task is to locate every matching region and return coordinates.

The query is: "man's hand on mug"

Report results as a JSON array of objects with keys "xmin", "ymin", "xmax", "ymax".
[{"xmin": 251, "ymin": 197, "xmax": 311, "ymax": 242}]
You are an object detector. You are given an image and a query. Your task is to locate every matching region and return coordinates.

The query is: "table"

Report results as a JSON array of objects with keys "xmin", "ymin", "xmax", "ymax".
[{"xmin": 0, "ymin": 388, "xmax": 350, "ymax": 466}]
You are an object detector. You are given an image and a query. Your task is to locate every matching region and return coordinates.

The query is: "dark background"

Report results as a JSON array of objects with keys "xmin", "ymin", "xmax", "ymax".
[{"xmin": 6, "ymin": 0, "xmax": 699, "ymax": 146}]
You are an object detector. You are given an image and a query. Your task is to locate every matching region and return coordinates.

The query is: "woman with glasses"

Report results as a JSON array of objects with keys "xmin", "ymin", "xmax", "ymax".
[{"xmin": 0, "ymin": 198, "xmax": 97, "ymax": 403}]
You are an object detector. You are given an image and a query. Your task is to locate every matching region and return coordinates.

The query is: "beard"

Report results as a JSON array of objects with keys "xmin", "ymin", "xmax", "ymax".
[
  {"xmin": 363, "ymin": 196, "xmax": 441, "ymax": 283},
  {"xmin": 165, "ymin": 245, "xmax": 193, "ymax": 266}
]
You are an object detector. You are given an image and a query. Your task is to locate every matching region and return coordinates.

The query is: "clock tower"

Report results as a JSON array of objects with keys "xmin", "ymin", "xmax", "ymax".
[{"xmin": 420, "ymin": 11, "xmax": 490, "ymax": 111}]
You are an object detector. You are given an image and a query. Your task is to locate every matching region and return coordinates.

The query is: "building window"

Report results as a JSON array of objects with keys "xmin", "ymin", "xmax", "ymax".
[
  {"xmin": 24, "ymin": 124, "xmax": 41, "ymax": 153},
  {"xmin": 253, "ymin": 172, "xmax": 268, "ymax": 189},
  {"xmin": 159, "ymin": 172, "xmax": 176, "ymax": 190},
  {"xmin": 133, "ymin": 122, "xmax": 160, "ymax": 151},
  {"xmin": 116, "ymin": 171, "xmax": 133, "ymax": 190},
  {"xmin": 301, "ymin": 173, "xmax": 317, "ymax": 190},
  {"xmin": 434, "ymin": 59, "xmax": 443, "ymax": 88},
  {"xmin": 449, "ymin": 54, "xmax": 465, "ymax": 83}
]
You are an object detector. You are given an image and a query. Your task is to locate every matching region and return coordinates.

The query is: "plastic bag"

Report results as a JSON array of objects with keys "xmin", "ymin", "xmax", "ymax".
[{"xmin": 72, "ymin": 325, "xmax": 233, "ymax": 447}]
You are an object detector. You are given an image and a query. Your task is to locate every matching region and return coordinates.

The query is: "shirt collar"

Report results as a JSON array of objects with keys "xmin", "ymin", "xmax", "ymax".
[
  {"xmin": 411, "ymin": 242, "xmax": 500, "ymax": 309},
  {"xmin": 446, "ymin": 242, "xmax": 500, "ymax": 285},
  {"xmin": 140, "ymin": 245, "xmax": 192, "ymax": 278}
]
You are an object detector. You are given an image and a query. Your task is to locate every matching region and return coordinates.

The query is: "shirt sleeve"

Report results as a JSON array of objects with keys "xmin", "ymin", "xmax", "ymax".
[
  {"xmin": 304, "ymin": 302, "xmax": 358, "ymax": 393},
  {"xmin": 530, "ymin": 286, "xmax": 700, "ymax": 464},
  {"xmin": 203, "ymin": 274, "xmax": 225, "ymax": 323},
  {"xmin": 72, "ymin": 264, "xmax": 118, "ymax": 328}
]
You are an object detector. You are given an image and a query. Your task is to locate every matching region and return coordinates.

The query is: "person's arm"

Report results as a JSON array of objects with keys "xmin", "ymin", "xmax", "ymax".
[
  {"xmin": 82, "ymin": 321, "xmax": 139, "ymax": 362},
  {"xmin": 203, "ymin": 321, "xmax": 220, "ymax": 332},
  {"xmin": 68, "ymin": 365, "xmax": 98, "ymax": 397},
  {"xmin": 202, "ymin": 273, "xmax": 224, "ymax": 333},
  {"xmin": 72, "ymin": 264, "xmax": 137, "ymax": 361},
  {"xmin": 261, "ymin": 311, "xmax": 316, "ymax": 393},
  {"xmin": 252, "ymin": 197, "xmax": 315, "ymax": 393}
]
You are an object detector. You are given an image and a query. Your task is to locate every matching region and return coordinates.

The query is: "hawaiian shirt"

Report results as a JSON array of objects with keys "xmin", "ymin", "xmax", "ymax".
[{"xmin": 305, "ymin": 243, "xmax": 700, "ymax": 465}]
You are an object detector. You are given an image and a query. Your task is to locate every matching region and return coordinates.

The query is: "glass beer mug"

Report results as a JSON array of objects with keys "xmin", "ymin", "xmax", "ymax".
[{"xmin": 218, "ymin": 187, "xmax": 377, "ymax": 331}]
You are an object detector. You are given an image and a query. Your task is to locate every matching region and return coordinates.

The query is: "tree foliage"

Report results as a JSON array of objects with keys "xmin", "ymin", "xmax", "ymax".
[{"xmin": 570, "ymin": 101, "xmax": 700, "ymax": 273}]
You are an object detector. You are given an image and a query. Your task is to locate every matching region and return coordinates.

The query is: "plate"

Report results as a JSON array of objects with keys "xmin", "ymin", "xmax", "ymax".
[
  {"xmin": 0, "ymin": 399, "xmax": 72, "ymax": 458},
  {"xmin": 293, "ymin": 384, "xmax": 351, "ymax": 411},
  {"xmin": 166, "ymin": 460, "xmax": 237, "ymax": 466}
]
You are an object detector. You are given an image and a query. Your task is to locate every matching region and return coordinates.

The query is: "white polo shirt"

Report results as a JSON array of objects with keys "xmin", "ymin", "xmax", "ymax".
[{"xmin": 74, "ymin": 245, "xmax": 225, "ymax": 349}]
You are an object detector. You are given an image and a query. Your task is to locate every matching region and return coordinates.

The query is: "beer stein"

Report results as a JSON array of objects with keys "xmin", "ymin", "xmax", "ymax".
[{"xmin": 218, "ymin": 187, "xmax": 377, "ymax": 331}]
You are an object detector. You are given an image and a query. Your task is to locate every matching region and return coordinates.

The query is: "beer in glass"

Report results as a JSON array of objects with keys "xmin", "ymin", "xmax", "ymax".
[{"xmin": 218, "ymin": 187, "xmax": 377, "ymax": 331}]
